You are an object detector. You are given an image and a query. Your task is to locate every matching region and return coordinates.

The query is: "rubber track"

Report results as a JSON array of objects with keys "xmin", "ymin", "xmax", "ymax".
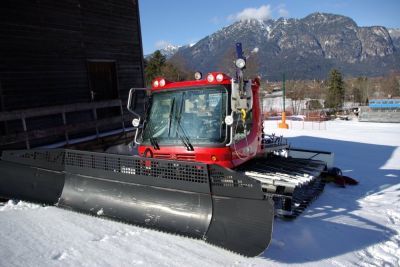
[{"xmin": 236, "ymin": 156, "xmax": 327, "ymax": 218}]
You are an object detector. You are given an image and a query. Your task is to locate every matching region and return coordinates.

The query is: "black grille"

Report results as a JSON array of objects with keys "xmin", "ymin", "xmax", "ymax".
[
  {"xmin": 20, "ymin": 150, "xmax": 65, "ymax": 165},
  {"xmin": 3, "ymin": 149, "xmax": 210, "ymax": 184},
  {"xmin": 64, "ymin": 151, "xmax": 209, "ymax": 184},
  {"xmin": 209, "ymin": 165, "xmax": 254, "ymax": 188}
]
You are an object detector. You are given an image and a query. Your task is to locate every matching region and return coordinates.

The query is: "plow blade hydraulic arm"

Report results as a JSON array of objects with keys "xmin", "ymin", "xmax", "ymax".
[{"xmin": 0, "ymin": 149, "xmax": 273, "ymax": 257}]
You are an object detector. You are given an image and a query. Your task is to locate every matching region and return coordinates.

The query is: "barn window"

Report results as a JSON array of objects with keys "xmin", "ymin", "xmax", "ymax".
[
  {"xmin": 0, "ymin": 81, "xmax": 5, "ymax": 135},
  {"xmin": 87, "ymin": 60, "xmax": 119, "ymax": 101}
]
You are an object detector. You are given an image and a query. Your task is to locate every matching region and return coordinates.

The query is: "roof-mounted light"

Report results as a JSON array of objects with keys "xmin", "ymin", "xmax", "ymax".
[
  {"xmin": 235, "ymin": 58, "xmax": 246, "ymax": 69},
  {"xmin": 207, "ymin": 73, "xmax": 215, "ymax": 82},
  {"xmin": 216, "ymin": 73, "xmax": 224, "ymax": 82},
  {"xmin": 132, "ymin": 118, "xmax": 140, "ymax": 127},
  {"xmin": 152, "ymin": 78, "xmax": 170, "ymax": 88},
  {"xmin": 159, "ymin": 78, "xmax": 166, "ymax": 87},
  {"xmin": 194, "ymin": 71, "xmax": 202, "ymax": 80},
  {"xmin": 224, "ymin": 115, "xmax": 234, "ymax": 126},
  {"xmin": 153, "ymin": 80, "xmax": 159, "ymax": 88}
]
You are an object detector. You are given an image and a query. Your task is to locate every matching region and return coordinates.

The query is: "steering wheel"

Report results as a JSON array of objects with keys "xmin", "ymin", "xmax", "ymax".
[{"xmin": 152, "ymin": 118, "xmax": 169, "ymax": 138}]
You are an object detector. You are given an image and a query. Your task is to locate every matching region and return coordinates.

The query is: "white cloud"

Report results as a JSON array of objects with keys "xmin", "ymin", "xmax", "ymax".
[
  {"xmin": 210, "ymin": 16, "xmax": 221, "ymax": 25},
  {"xmin": 155, "ymin": 40, "xmax": 173, "ymax": 50},
  {"xmin": 229, "ymin": 5, "xmax": 272, "ymax": 22},
  {"xmin": 278, "ymin": 7, "xmax": 289, "ymax": 18}
]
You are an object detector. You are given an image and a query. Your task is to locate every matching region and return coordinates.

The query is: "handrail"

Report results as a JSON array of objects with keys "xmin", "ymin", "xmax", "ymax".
[
  {"xmin": 0, "ymin": 99, "xmax": 122, "ymax": 121},
  {"xmin": 0, "ymin": 99, "xmax": 134, "ymax": 149}
]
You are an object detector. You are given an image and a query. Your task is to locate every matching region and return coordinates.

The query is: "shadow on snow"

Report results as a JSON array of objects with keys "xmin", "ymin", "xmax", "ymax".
[{"xmin": 261, "ymin": 136, "xmax": 399, "ymax": 263}]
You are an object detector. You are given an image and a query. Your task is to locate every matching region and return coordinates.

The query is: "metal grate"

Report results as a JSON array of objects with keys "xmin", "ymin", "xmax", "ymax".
[
  {"xmin": 4, "ymin": 149, "xmax": 66, "ymax": 169},
  {"xmin": 65, "ymin": 150, "xmax": 209, "ymax": 184},
  {"xmin": 21, "ymin": 150, "xmax": 65, "ymax": 164},
  {"xmin": 209, "ymin": 166, "xmax": 254, "ymax": 188}
]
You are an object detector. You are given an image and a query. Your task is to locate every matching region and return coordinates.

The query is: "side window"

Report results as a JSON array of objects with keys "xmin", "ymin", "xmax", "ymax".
[{"xmin": 233, "ymin": 109, "xmax": 253, "ymax": 142}]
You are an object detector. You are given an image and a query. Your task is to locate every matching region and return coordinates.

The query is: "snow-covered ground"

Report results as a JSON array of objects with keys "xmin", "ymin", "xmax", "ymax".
[{"xmin": 1, "ymin": 120, "xmax": 399, "ymax": 267}]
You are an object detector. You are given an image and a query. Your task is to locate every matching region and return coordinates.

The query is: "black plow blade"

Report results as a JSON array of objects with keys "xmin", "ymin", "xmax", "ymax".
[{"xmin": 0, "ymin": 149, "xmax": 273, "ymax": 257}]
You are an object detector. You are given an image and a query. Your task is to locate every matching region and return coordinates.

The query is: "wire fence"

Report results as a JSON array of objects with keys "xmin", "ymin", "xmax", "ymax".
[{"xmin": 264, "ymin": 119, "xmax": 327, "ymax": 131}]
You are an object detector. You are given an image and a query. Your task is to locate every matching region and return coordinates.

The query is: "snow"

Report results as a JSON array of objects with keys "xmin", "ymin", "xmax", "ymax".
[
  {"xmin": 252, "ymin": 47, "xmax": 259, "ymax": 53},
  {"xmin": 1, "ymin": 120, "xmax": 399, "ymax": 266}
]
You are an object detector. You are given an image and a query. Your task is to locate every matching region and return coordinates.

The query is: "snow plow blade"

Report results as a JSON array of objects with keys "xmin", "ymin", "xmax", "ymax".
[{"xmin": 0, "ymin": 149, "xmax": 273, "ymax": 257}]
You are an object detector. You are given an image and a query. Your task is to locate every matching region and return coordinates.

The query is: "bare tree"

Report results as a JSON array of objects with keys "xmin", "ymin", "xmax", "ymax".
[
  {"xmin": 216, "ymin": 47, "xmax": 236, "ymax": 76},
  {"xmin": 243, "ymin": 49, "xmax": 261, "ymax": 80},
  {"xmin": 216, "ymin": 46, "xmax": 261, "ymax": 80},
  {"xmin": 287, "ymin": 80, "xmax": 306, "ymax": 115},
  {"xmin": 382, "ymin": 72, "xmax": 400, "ymax": 97}
]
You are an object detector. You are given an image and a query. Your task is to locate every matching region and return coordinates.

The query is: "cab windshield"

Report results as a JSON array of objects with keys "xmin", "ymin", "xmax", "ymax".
[{"xmin": 142, "ymin": 86, "xmax": 227, "ymax": 146}]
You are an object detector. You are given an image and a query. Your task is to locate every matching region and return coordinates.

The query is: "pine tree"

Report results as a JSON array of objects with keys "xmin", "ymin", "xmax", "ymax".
[
  {"xmin": 145, "ymin": 50, "xmax": 166, "ymax": 86},
  {"xmin": 325, "ymin": 69, "xmax": 345, "ymax": 110}
]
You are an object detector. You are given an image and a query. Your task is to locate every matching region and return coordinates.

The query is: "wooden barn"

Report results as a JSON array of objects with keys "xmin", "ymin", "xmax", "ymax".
[{"xmin": 0, "ymin": 0, "xmax": 145, "ymax": 150}]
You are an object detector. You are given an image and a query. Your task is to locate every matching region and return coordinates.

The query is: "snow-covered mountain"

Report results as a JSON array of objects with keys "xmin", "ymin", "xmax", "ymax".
[
  {"xmin": 169, "ymin": 13, "xmax": 400, "ymax": 80},
  {"xmin": 145, "ymin": 44, "xmax": 186, "ymax": 59},
  {"xmin": 158, "ymin": 44, "xmax": 182, "ymax": 59},
  {"xmin": 389, "ymin": 28, "xmax": 400, "ymax": 50}
]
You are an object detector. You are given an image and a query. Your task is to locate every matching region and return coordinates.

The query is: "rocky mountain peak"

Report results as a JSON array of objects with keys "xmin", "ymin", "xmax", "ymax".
[
  {"xmin": 169, "ymin": 13, "xmax": 399, "ymax": 80},
  {"xmin": 388, "ymin": 28, "xmax": 400, "ymax": 50}
]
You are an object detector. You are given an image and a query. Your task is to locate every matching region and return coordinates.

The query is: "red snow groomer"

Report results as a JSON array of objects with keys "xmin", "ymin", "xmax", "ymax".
[{"xmin": 0, "ymin": 43, "xmax": 343, "ymax": 257}]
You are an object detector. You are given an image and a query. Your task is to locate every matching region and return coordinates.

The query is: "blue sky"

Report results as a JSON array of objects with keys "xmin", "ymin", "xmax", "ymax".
[{"xmin": 139, "ymin": 0, "xmax": 400, "ymax": 54}]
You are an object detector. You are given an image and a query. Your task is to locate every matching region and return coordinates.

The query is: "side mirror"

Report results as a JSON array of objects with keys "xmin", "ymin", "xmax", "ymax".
[
  {"xmin": 127, "ymin": 88, "xmax": 151, "ymax": 118},
  {"xmin": 224, "ymin": 115, "xmax": 234, "ymax": 126},
  {"xmin": 132, "ymin": 118, "xmax": 140, "ymax": 128},
  {"xmin": 127, "ymin": 88, "xmax": 138, "ymax": 114},
  {"xmin": 127, "ymin": 88, "xmax": 150, "ymax": 144}
]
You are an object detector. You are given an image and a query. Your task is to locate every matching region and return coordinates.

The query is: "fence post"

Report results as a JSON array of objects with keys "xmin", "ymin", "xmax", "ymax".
[
  {"xmin": 92, "ymin": 108, "xmax": 99, "ymax": 139},
  {"xmin": 62, "ymin": 111, "xmax": 69, "ymax": 145},
  {"xmin": 21, "ymin": 115, "xmax": 30, "ymax": 149},
  {"xmin": 119, "ymin": 101, "xmax": 126, "ymax": 132}
]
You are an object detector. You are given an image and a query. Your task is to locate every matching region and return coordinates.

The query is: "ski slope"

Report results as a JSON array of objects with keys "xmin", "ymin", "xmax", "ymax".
[{"xmin": 1, "ymin": 120, "xmax": 399, "ymax": 267}]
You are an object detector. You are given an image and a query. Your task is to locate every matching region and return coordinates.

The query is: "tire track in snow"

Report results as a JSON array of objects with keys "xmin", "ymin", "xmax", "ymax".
[{"xmin": 355, "ymin": 186, "xmax": 400, "ymax": 267}]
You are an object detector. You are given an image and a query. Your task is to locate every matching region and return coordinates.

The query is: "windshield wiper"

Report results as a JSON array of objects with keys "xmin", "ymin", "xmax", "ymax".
[
  {"xmin": 167, "ymin": 98, "xmax": 175, "ymax": 137},
  {"xmin": 175, "ymin": 97, "xmax": 194, "ymax": 151},
  {"xmin": 144, "ymin": 119, "xmax": 160, "ymax": 150},
  {"xmin": 176, "ymin": 122, "xmax": 194, "ymax": 151},
  {"xmin": 150, "ymin": 136, "xmax": 160, "ymax": 150}
]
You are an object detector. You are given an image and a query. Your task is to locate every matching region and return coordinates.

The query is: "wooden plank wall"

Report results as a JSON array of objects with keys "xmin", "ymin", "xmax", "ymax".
[
  {"xmin": 0, "ymin": 0, "xmax": 145, "ymax": 148},
  {"xmin": 0, "ymin": 0, "xmax": 144, "ymax": 110}
]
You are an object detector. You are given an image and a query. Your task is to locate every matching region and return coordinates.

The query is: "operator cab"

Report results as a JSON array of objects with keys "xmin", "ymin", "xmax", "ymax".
[
  {"xmin": 127, "ymin": 72, "xmax": 236, "ymax": 150},
  {"xmin": 142, "ymin": 84, "xmax": 228, "ymax": 147},
  {"xmin": 127, "ymin": 44, "xmax": 257, "ymax": 167}
]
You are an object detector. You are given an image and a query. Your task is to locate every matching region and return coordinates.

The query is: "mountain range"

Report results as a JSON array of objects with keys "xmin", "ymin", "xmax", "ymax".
[{"xmin": 156, "ymin": 13, "xmax": 400, "ymax": 81}]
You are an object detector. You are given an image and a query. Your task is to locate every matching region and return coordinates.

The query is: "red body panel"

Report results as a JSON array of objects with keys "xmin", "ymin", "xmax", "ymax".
[
  {"xmin": 138, "ymin": 74, "xmax": 263, "ymax": 169},
  {"xmin": 138, "ymin": 146, "xmax": 235, "ymax": 168},
  {"xmin": 230, "ymin": 80, "xmax": 263, "ymax": 167},
  {"xmin": 152, "ymin": 72, "xmax": 231, "ymax": 91}
]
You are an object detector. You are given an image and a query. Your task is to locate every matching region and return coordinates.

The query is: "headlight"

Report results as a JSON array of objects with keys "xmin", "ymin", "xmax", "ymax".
[
  {"xmin": 207, "ymin": 74, "xmax": 215, "ymax": 82},
  {"xmin": 153, "ymin": 80, "xmax": 159, "ymax": 88},
  {"xmin": 235, "ymin": 58, "xmax": 246, "ymax": 69},
  {"xmin": 132, "ymin": 118, "xmax": 140, "ymax": 127},
  {"xmin": 216, "ymin": 73, "xmax": 224, "ymax": 82},
  {"xmin": 194, "ymin": 71, "xmax": 202, "ymax": 80},
  {"xmin": 159, "ymin": 79, "xmax": 166, "ymax": 87},
  {"xmin": 224, "ymin": 115, "xmax": 234, "ymax": 126}
]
